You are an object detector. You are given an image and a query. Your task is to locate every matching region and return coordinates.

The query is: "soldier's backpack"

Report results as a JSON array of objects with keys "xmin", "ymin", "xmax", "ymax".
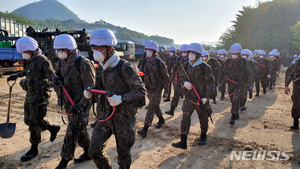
[{"xmin": 116, "ymin": 59, "xmax": 146, "ymax": 108}]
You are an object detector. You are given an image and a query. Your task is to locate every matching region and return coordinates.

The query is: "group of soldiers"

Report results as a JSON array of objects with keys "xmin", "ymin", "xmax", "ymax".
[{"xmin": 6, "ymin": 27, "xmax": 300, "ymax": 168}]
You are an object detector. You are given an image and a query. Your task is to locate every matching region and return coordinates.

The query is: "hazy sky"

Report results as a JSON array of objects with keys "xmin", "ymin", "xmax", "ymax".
[{"xmin": 0, "ymin": 0, "xmax": 268, "ymax": 44}]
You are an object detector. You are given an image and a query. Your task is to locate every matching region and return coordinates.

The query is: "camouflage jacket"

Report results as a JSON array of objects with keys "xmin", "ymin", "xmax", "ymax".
[
  {"xmin": 256, "ymin": 58, "xmax": 273, "ymax": 76},
  {"xmin": 166, "ymin": 55, "xmax": 178, "ymax": 74},
  {"xmin": 204, "ymin": 57, "xmax": 221, "ymax": 84},
  {"xmin": 217, "ymin": 58, "xmax": 227, "ymax": 66},
  {"xmin": 285, "ymin": 58, "xmax": 300, "ymax": 86},
  {"xmin": 269, "ymin": 58, "xmax": 280, "ymax": 72},
  {"xmin": 172, "ymin": 55, "xmax": 189, "ymax": 83}
]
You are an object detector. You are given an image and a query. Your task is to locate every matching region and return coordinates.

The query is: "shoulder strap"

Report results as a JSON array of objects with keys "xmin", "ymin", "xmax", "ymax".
[
  {"xmin": 74, "ymin": 56, "xmax": 82, "ymax": 74},
  {"xmin": 116, "ymin": 59, "xmax": 130, "ymax": 89}
]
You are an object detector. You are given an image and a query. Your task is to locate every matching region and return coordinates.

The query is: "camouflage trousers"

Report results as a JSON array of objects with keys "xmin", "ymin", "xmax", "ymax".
[
  {"xmin": 212, "ymin": 74, "xmax": 218, "ymax": 98},
  {"xmin": 219, "ymin": 79, "xmax": 226, "ymax": 95},
  {"xmin": 24, "ymin": 96, "xmax": 49, "ymax": 145},
  {"xmin": 89, "ymin": 113, "xmax": 136, "ymax": 169},
  {"xmin": 61, "ymin": 113, "xmax": 90, "ymax": 160},
  {"xmin": 170, "ymin": 82, "xmax": 182, "ymax": 108},
  {"xmin": 292, "ymin": 84, "xmax": 300, "ymax": 119},
  {"xmin": 228, "ymin": 84, "xmax": 245, "ymax": 116},
  {"xmin": 181, "ymin": 98, "xmax": 210, "ymax": 135},
  {"xmin": 256, "ymin": 75, "xmax": 268, "ymax": 92},
  {"xmin": 144, "ymin": 88, "xmax": 163, "ymax": 126},
  {"xmin": 268, "ymin": 72, "xmax": 277, "ymax": 86}
]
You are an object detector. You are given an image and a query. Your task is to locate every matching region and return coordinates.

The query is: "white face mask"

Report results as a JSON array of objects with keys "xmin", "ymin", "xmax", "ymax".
[
  {"xmin": 220, "ymin": 55, "xmax": 225, "ymax": 59},
  {"xmin": 231, "ymin": 54, "xmax": 239, "ymax": 60},
  {"xmin": 170, "ymin": 52, "xmax": 174, "ymax": 56},
  {"xmin": 259, "ymin": 55, "xmax": 264, "ymax": 59},
  {"xmin": 22, "ymin": 53, "xmax": 31, "ymax": 60},
  {"xmin": 93, "ymin": 49, "xmax": 106, "ymax": 63},
  {"xmin": 146, "ymin": 50, "xmax": 153, "ymax": 58},
  {"xmin": 182, "ymin": 53, "xmax": 187, "ymax": 57},
  {"xmin": 242, "ymin": 55, "xmax": 248, "ymax": 59},
  {"xmin": 58, "ymin": 52, "xmax": 68, "ymax": 60},
  {"xmin": 270, "ymin": 56, "xmax": 275, "ymax": 59},
  {"xmin": 189, "ymin": 53, "xmax": 196, "ymax": 61},
  {"xmin": 202, "ymin": 56, "xmax": 207, "ymax": 61}
]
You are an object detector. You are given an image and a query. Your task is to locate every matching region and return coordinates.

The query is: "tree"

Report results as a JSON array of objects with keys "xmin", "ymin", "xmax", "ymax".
[{"xmin": 291, "ymin": 21, "xmax": 300, "ymax": 50}]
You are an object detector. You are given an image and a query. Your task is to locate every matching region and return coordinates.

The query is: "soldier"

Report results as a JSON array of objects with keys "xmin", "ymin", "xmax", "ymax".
[
  {"xmin": 202, "ymin": 50, "xmax": 221, "ymax": 104},
  {"xmin": 26, "ymin": 25, "xmax": 36, "ymax": 38},
  {"xmin": 52, "ymin": 34, "xmax": 96, "ymax": 169},
  {"xmin": 7, "ymin": 37, "xmax": 60, "ymax": 161},
  {"xmin": 273, "ymin": 49, "xmax": 282, "ymax": 72},
  {"xmin": 84, "ymin": 29, "xmax": 146, "ymax": 169},
  {"xmin": 164, "ymin": 46, "xmax": 178, "ymax": 102},
  {"xmin": 165, "ymin": 44, "xmax": 189, "ymax": 116},
  {"xmin": 217, "ymin": 49, "xmax": 228, "ymax": 100},
  {"xmin": 248, "ymin": 50, "xmax": 258, "ymax": 97},
  {"xmin": 253, "ymin": 50, "xmax": 259, "ymax": 61},
  {"xmin": 285, "ymin": 58, "xmax": 300, "ymax": 130},
  {"xmin": 255, "ymin": 50, "xmax": 273, "ymax": 97},
  {"xmin": 219, "ymin": 43, "xmax": 252, "ymax": 125},
  {"xmin": 268, "ymin": 51, "xmax": 280, "ymax": 90},
  {"xmin": 171, "ymin": 43, "xmax": 214, "ymax": 149},
  {"xmin": 137, "ymin": 41, "xmax": 170, "ymax": 138},
  {"xmin": 239, "ymin": 49, "xmax": 255, "ymax": 111},
  {"xmin": 294, "ymin": 55, "xmax": 298, "ymax": 60}
]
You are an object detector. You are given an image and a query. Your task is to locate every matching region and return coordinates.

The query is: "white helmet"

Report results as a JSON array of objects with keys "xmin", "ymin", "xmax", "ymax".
[
  {"xmin": 180, "ymin": 44, "xmax": 188, "ymax": 52},
  {"xmin": 229, "ymin": 43, "xmax": 242, "ymax": 53},
  {"xmin": 254, "ymin": 50, "xmax": 259, "ymax": 54},
  {"xmin": 241, "ymin": 49, "xmax": 250, "ymax": 55},
  {"xmin": 202, "ymin": 50, "xmax": 209, "ymax": 57},
  {"xmin": 298, "ymin": 55, "xmax": 300, "ymax": 58},
  {"xmin": 258, "ymin": 50, "xmax": 266, "ymax": 56},
  {"xmin": 269, "ymin": 51, "xmax": 276, "ymax": 56},
  {"xmin": 145, "ymin": 40, "xmax": 152, "ymax": 46},
  {"xmin": 169, "ymin": 46, "xmax": 176, "ymax": 52},
  {"xmin": 294, "ymin": 54, "xmax": 298, "ymax": 58},
  {"xmin": 90, "ymin": 29, "xmax": 117, "ymax": 47},
  {"xmin": 53, "ymin": 34, "xmax": 77, "ymax": 50},
  {"xmin": 218, "ymin": 49, "xmax": 227, "ymax": 55},
  {"xmin": 16, "ymin": 36, "xmax": 38, "ymax": 53},
  {"xmin": 249, "ymin": 51, "xmax": 254, "ymax": 59},
  {"xmin": 187, "ymin": 43, "xmax": 203, "ymax": 55},
  {"xmin": 272, "ymin": 49, "xmax": 278, "ymax": 54},
  {"xmin": 145, "ymin": 41, "xmax": 158, "ymax": 52}
]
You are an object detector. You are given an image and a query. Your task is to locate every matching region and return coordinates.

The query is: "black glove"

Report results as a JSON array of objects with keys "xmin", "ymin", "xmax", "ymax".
[
  {"xmin": 52, "ymin": 76, "xmax": 64, "ymax": 86},
  {"xmin": 7, "ymin": 73, "xmax": 18, "ymax": 81},
  {"xmin": 72, "ymin": 103, "xmax": 82, "ymax": 114}
]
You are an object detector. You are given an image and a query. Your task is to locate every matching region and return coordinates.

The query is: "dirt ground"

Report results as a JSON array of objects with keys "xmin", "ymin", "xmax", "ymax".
[{"xmin": 0, "ymin": 66, "xmax": 300, "ymax": 169}]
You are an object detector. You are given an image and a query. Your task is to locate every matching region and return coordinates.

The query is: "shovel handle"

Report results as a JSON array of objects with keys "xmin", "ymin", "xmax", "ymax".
[{"xmin": 6, "ymin": 80, "xmax": 15, "ymax": 125}]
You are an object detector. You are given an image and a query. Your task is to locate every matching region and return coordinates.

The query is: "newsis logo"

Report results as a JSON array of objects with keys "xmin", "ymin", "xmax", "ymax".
[{"xmin": 230, "ymin": 151, "xmax": 291, "ymax": 161}]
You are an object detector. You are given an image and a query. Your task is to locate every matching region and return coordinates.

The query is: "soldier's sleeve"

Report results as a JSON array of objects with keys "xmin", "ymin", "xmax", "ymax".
[
  {"xmin": 214, "ymin": 59, "xmax": 222, "ymax": 84},
  {"xmin": 285, "ymin": 60, "xmax": 298, "ymax": 87},
  {"xmin": 42, "ymin": 57, "xmax": 55, "ymax": 84},
  {"xmin": 204, "ymin": 64, "xmax": 215, "ymax": 99},
  {"xmin": 276, "ymin": 60, "xmax": 280, "ymax": 71},
  {"xmin": 53, "ymin": 60, "xmax": 62, "ymax": 99},
  {"xmin": 79, "ymin": 60, "xmax": 96, "ymax": 106},
  {"xmin": 266, "ymin": 59, "xmax": 273, "ymax": 75},
  {"xmin": 160, "ymin": 60, "xmax": 170, "ymax": 91},
  {"xmin": 121, "ymin": 62, "xmax": 146, "ymax": 102},
  {"xmin": 245, "ymin": 60, "xmax": 253, "ymax": 88}
]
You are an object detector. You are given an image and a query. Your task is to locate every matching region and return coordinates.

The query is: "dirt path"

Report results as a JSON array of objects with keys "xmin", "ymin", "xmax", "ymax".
[{"xmin": 0, "ymin": 67, "xmax": 299, "ymax": 169}]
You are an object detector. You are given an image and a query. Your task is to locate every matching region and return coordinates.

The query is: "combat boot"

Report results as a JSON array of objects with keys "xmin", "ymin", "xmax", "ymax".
[
  {"xmin": 20, "ymin": 144, "xmax": 38, "ymax": 161},
  {"xmin": 269, "ymin": 84, "xmax": 273, "ymax": 90},
  {"xmin": 155, "ymin": 116, "xmax": 165, "ymax": 128},
  {"xmin": 74, "ymin": 146, "xmax": 91, "ymax": 163},
  {"xmin": 137, "ymin": 125, "xmax": 149, "ymax": 138},
  {"xmin": 198, "ymin": 133, "xmax": 207, "ymax": 146},
  {"xmin": 48, "ymin": 124, "xmax": 60, "ymax": 142},
  {"xmin": 255, "ymin": 91, "xmax": 259, "ymax": 97},
  {"xmin": 163, "ymin": 96, "xmax": 170, "ymax": 102},
  {"xmin": 55, "ymin": 158, "xmax": 69, "ymax": 169},
  {"xmin": 263, "ymin": 88, "xmax": 267, "ymax": 94},
  {"xmin": 240, "ymin": 105, "xmax": 246, "ymax": 111},
  {"xmin": 165, "ymin": 106, "xmax": 176, "ymax": 116},
  {"xmin": 213, "ymin": 97, "xmax": 217, "ymax": 104},
  {"xmin": 172, "ymin": 134, "xmax": 187, "ymax": 149},
  {"xmin": 220, "ymin": 93, "xmax": 225, "ymax": 100},
  {"xmin": 229, "ymin": 113, "xmax": 239, "ymax": 125},
  {"xmin": 290, "ymin": 118, "xmax": 299, "ymax": 130}
]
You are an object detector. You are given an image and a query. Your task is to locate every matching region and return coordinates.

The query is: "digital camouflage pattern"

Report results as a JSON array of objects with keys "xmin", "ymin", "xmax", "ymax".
[
  {"xmin": 204, "ymin": 57, "xmax": 221, "ymax": 99},
  {"xmin": 255, "ymin": 58, "xmax": 273, "ymax": 92}
]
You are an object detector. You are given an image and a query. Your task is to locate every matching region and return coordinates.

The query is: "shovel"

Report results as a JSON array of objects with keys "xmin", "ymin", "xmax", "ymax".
[{"xmin": 0, "ymin": 79, "xmax": 16, "ymax": 138}]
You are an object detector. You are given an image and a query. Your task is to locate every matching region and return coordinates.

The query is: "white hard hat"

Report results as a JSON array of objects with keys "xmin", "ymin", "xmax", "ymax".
[
  {"xmin": 229, "ymin": 43, "xmax": 242, "ymax": 53},
  {"xmin": 145, "ymin": 40, "xmax": 152, "ymax": 46},
  {"xmin": 294, "ymin": 54, "xmax": 298, "ymax": 58},
  {"xmin": 219, "ymin": 49, "xmax": 227, "ymax": 55},
  {"xmin": 298, "ymin": 55, "xmax": 300, "ymax": 58},
  {"xmin": 258, "ymin": 50, "xmax": 266, "ymax": 56},
  {"xmin": 277, "ymin": 53, "xmax": 280, "ymax": 55},
  {"xmin": 90, "ymin": 29, "xmax": 117, "ymax": 47},
  {"xmin": 145, "ymin": 41, "xmax": 158, "ymax": 52},
  {"xmin": 241, "ymin": 49, "xmax": 250, "ymax": 55},
  {"xmin": 253, "ymin": 50, "xmax": 259, "ymax": 54},
  {"xmin": 249, "ymin": 51, "xmax": 254, "ymax": 59},
  {"xmin": 187, "ymin": 43, "xmax": 203, "ymax": 55},
  {"xmin": 272, "ymin": 49, "xmax": 278, "ymax": 54},
  {"xmin": 202, "ymin": 50, "xmax": 209, "ymax": 57},
  {"xmin": 269, "ymin": 51, "xmax": 276, "ymax": 56},
  {"xmin": 53, "ymin": 34, "xmax": 77, "ymax": 50},
  {"xmin": 180, "ymin": 44, "xmax": 188, "ymax": 52},
  {"xmin": 169, "ymin": 46, "xmax": 176, "ymax": 52},
  {"xmin": 16, "ymin": 36, "xmax": 38, "ymax": 53}
]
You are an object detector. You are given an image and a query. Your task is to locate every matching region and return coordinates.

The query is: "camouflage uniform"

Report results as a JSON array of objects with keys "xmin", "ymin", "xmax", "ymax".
[
  {"xmin": 89, "ymin": 54, "xmax": 146, "ymax": 169},
  {"xmin": 285, "ymin": 59, "xmax": 300, "ymax": 119},
  {"xmin": 179, "ymin": 61, "xmax": 214, "ymax": 135},
  {"xmin": 255, "ymin": 58, "xmax": 273, "ymax": 94},
  {"xmin": 17, "ymin": 48, "xmax": 54, "ymax": 145},
  {"xmin": 170, "ymin": 56, "xmax": 189, "ymax": 108},
  {"xmin": 268, "ymin": 58, "xmax": 279, "ymax": 86},
  {"xmin": 158, "ymin": 51, "xmax": 168, "ymax": 63},
  {"xmin": 55, "ymin": 50, "xmax": 95, "ymax": 160},
  {"xmin": 240, "ymin": 59, "xmax": 256, "ymax": 108},
  {"xmin": 217, "ymin": 58, "xmax": 227, "ymax": 95},
  {"xmin": 165, "ymin": 55, "xmax": 178, "ymax": 98},
  {"xmin": 204, "ymin": 57, "xmax": 221, "ymax": 100},
  {"xmin": 220, "ymin": 56, "xmax": 253, "ymax": 119},
  {"xmin": 276, "ymin": 55, "xmax": 282, "ymax": 71},
  {"xmin": 141, "ymin": 55, "xmax": 169, "ymax": 126}
]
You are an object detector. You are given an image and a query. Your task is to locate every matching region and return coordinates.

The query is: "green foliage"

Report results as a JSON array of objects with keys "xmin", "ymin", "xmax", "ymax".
[
  {"xmin": 291, "ymin": 21, "xmax": 300, "ymax": 50},
  {"xmin": 0, "ymin": 11, "xmax": 38, "ymax": 25},
  {"xmin": 218, "ymin": 0, "xmax": 300, "ymax": 51}
]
